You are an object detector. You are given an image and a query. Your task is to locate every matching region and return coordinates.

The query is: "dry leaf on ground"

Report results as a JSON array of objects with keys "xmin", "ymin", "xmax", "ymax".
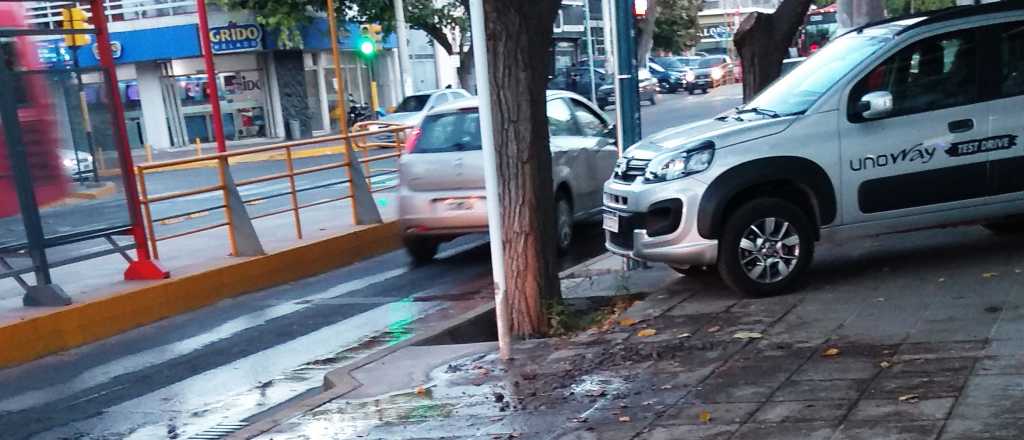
[
  {"xmin": 619, "ymin": 318, "xmax": 638, "ymax": 327},
  {"xmin": 880, "ymin": 361, "xmax": 892, "ymax": 368},
  {"xmin": 678, "ymin": 333, "xmax": 692, "ymax": 338},
  {"xmin": 822, "ymin": 347, "xmax": 841, "ymax": 357},
  {"xmin": 898, "ymin": 393, "xmax": 920, "ymax": 403},
  {"xmin": 415, "ymin": 385, "xmax": 427, "ymax": 395},
  {"xmin": 699, "ymin": 410, "xmax": 712, "ymax": 424},
  {"xmin": 637, "ymin": 329, "xmax": 658, "ymax": 337},
  {"xmin": 732, "ymin": 331, "xmax": 764, "ymax": 340},
  {"xmin": 983, "ymin": 272, "xmax": 999, "ymax": 278},
  {"xmin": 706, "ymin": 325, "xmax": 721, "ymax": 333},
  {"xmin": 618, "ymin": 416, "xmax": 632, "ymax": 423}
]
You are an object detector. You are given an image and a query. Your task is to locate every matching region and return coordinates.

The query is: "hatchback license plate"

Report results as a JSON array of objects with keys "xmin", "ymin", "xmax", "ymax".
[
  {"xmin": 442, "ymin": 198, "xmax": 476, "ymax": 212},
  {"xmin": 603, "ymin": 213, "xmax": 619, "ymax": 233}
]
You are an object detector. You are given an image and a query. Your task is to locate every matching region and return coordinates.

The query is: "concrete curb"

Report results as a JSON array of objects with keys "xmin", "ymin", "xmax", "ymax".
[
  {"xmin": 68, "ymin": 182, "xmax": 117, "ymax": 200},
  {"xmin": 228, "ymin": 301, "xmax": 497, "ymax": 440},
  {"xmin": 0, "ymin": 221, "xmax": 402, "ymax": 368}
]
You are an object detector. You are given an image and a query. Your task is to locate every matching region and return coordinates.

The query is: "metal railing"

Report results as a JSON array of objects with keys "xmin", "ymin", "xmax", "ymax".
[{"xmin": 135, "ymin": 124, "xmax": 408, "ymax": 259}]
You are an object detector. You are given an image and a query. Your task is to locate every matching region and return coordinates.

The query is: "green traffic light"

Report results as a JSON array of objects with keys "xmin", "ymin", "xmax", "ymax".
[{"xmin": 359, "ymin": 40, "xmax": 375, "ymax": 57}]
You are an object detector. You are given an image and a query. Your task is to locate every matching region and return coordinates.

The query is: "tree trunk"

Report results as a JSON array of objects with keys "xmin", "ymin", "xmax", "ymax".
[
  {"xmin": 733, "ymin": 0, "xmax": 814, "ymax": 102},
  {"xmin": 483, "ymin": 0, "xmax": 562, "ymax": 338},
  {"xmin": 457, "ymin": 48, "xmax": 476, "ymax": 92},
  {"xmin": 636, "ymin": 0, "xmax": 660, "ymax": 65}
]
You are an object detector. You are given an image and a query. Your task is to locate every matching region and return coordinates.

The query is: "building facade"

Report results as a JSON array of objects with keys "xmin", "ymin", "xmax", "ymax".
[{"xmin": 26, "ymin": 1, "xmax": 412, "ymax": 151}]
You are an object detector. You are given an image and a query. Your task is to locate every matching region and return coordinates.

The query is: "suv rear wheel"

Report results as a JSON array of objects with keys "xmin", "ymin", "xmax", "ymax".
[
  {"xmin": 404, "ymin": 237, "xmax": 439, "ymax": 265},
  {"xmin": 717, "ymin": 198, "xmax": 815, "ymax": 296}
]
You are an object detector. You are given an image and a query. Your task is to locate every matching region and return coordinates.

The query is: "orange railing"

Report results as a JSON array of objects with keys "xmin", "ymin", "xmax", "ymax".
[{"xmin": 135, "ymin": 125, "xmax": 409, "ymax": 259}]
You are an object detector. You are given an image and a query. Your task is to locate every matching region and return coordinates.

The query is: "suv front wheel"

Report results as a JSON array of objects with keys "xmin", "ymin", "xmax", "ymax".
[{"xmin": 717, "ymin": 198, "xmax": 816, "ymax": 297}]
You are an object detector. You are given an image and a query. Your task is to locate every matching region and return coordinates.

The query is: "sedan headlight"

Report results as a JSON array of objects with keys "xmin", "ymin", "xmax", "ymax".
[
  {"xmin": 685, "ymin": 71, "xmax": 696, "ymax": 82},
  {"xmin": 711, "ymin": 67, "xmax": 724, "ymax": 80},
  {"xmin": 644, "ymin": 142, "xmax": 715, "ymax": 182}
]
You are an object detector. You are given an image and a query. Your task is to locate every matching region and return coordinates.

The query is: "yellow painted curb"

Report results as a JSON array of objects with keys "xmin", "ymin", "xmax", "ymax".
[
  {"xmin": 141, "ymin": 146, "xmax": 348, "ymax": 173},
  {"xmin": 0, "ymin": 221, "xmax": 402, "ymax": 368},
  {"xmin": 68, "ymin": 182, "xmax": 117, "ymax": 200}
]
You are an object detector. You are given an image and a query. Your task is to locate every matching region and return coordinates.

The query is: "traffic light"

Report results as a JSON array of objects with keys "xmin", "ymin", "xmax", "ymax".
[
  {"xmin": 60, "ymin": 7, "xmax": 90, "ymax": 47},
  {"xmin": 357, "ymin": 23, "xmax": 383, "ymax": 59}
]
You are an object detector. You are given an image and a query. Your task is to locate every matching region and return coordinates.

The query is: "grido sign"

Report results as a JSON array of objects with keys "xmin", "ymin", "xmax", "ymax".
[
  {"xmin": 700, "ymin": 24, "xmax": 732, "ymax": 40},
  {"xmin": 209, "ymin": 22, "xmax": 263, "ymax": 54}
]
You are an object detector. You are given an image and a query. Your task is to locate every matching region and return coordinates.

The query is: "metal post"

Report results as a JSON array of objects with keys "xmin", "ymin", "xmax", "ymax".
[
  {"xmin": 195, "ymin": 0, "xmax": 265, "ymax": 256},
  {"xmin": 469, "ymin": 0, "xmax": 512, "ymax": 361},
  {"xmin": 583, "ymin": 0, "xmax": 598, "ymax": 104},
  {"xmin": 69, "ymin": 38, "xmax": 99, "ymax": 183},
  {"xmin": 90, "ymin": 0, "xmax": 170, "ymax": 280},
  {"xmin": 613, "ymin": 0, "xmax": 641, "ymax": 147},
  {"xmin": 394, "ymin": 0, "xmax": 415, "ymax": 97},
  {"xmin": 0, "ymin": 42, "xmax": 70, "ymax": 306},
  {"xmin": 326, "ymin": 0, "xmax": 383, "ymax": 225}
]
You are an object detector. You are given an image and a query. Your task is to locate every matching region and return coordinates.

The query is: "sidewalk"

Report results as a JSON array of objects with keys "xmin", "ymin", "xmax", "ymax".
[{"xmin": 248, "ymin": 227, "xmax": 1024, "ymax": 440}]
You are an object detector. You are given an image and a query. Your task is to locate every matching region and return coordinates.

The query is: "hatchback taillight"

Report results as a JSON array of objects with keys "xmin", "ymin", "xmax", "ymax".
[{"xmin": 404, "ymin": 128, "xmax": 422, "ymax": 154}]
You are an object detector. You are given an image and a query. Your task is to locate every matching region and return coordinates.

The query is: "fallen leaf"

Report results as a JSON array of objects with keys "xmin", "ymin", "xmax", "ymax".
[
  {"xmin": 587, "ymin": 389, "xmax": 606, "ymax": 397},
  {"xmin": 706, "ymin": 325, "xmax": 721, "ymax": 333},
  {"xmin": 699, "ymin": 410, "xmax": 712, "ymax": 424},
  {"xmin": 983, "ymin": 272, "xmax": 999, "ymax": 278},
  {"xmin": 822, "ymin": 347, "xmax": 841, "ymax": 357},
  {"xmin": 660, "ymin": 385, "xmax": 673, "ymax": 390},
  {"xmin": 938, "ymin": 278, "xmax": 946, "ymax": 282},
  {"xmin": 415, "ymin": 385, "xmax": 427, "ymax": 395},
  {"xmin": 732, "ymin": 331, "xmax": 764, "ymax": 340},
  {"xmin": 677, "ymin": 333, "xmax": 692, "ymax": 338},
  {"xmin": 898, "ymin": 393, "xmax": 920, "ymax": 403},
  {"xmin": 618, "ymin": 416, "xmax": 632, "ymax": 423},
  {"xmin": 637, "ymin": 329, "xmax": 658, "ymax": 337},
  {"xmin": 619, "ymin": 318, "xmax": 638, "ymax": 327},
  {"xmin": 880, "ymin": 361, "xmax": 892, "ymax": 369}
]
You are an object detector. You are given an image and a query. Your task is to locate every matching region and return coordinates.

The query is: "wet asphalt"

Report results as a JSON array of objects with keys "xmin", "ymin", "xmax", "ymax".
[{"xmin": 0, "ymin": 86, "xmax": 744, "ymax": 440}]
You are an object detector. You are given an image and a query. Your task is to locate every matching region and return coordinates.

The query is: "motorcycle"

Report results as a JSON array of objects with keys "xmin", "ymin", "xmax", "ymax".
[{"xmin": 347, "ymin": 94, "xmax": 375, "ymax": 127}]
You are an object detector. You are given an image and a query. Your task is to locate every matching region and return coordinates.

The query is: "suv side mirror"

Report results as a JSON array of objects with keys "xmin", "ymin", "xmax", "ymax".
[{"xmin": 858, "ymin": 91, "xmax": 893, "ymax": 119}]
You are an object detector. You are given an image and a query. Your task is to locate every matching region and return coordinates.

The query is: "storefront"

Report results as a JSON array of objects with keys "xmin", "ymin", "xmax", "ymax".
[
  {"xmin": 696, "ymin": 7, "xmax": 776, "ymax": 57},
  {"xmin": 53, "ymin": 13, "xmax": 400, "ymax": 150}
]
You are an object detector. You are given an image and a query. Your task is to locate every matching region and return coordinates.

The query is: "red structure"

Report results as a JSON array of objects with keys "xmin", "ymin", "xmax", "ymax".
[{"xmin": 88, "ymin": 0, "xmax": 168, "ymax": 280}]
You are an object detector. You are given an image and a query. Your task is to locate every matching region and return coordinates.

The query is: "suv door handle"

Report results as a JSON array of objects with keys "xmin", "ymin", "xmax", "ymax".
[{"xmin": 948, "ymin": 119, "xmax": 974, "ymax": 133}]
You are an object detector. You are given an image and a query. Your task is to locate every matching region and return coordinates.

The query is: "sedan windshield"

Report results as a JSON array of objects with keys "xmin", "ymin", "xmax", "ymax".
[
  {"xmin": 744, "ymin": 33, "xmax": 890, "ymax": 116},
  {"xmin": 697, "ymin": 57, "xmax": 721, "ymax": 68}
]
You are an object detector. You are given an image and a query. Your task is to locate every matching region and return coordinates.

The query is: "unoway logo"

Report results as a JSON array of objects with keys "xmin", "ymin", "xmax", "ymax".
[{"xmin": 850, "ymin": 143, "xmax": 936, "ymax": 172}]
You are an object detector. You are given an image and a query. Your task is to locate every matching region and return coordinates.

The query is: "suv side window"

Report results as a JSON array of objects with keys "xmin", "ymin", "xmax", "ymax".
[
  {"xmin": 999, "ymin": 21, "xmax": 1024, "ymax": 98},
  {"xmin": 849, "ymin": 29, "xmax": 978, "ymax": 121},
  {"xmin": 568, "ymin": 99, "xmax": 607, "ymax": 137},
  {"xmin": 547, "ymin": 98, "xmax": 579, "ymax": 137}
]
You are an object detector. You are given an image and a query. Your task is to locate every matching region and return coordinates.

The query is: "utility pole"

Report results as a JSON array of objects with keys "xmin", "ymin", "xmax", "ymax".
[
  {"xmin": 613, "ymin": 0, "xmax": 641, "ymax": 149},
  {"xmin": 394, "ymin": 0, "xmax": 415, "ymax": 96},
  {"xmin": 469, "ymin": 0, "xmax": 512, "ymax": 360}
]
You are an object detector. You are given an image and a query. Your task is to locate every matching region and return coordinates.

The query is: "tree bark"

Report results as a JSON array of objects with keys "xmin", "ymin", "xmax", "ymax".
[
  {"xmin": 733, "ymin": 0, "xmax": 813, "ymax": 102},
  {"xmin": 837, "ymin": 0, "xmax": 886, "ymax": 30},
  {"xmin": 636, "ymin": 0, "xmax": 661, "ymax": 65},
  {"xmin": 483, "ymin": 0, "xmax": 562, "ymax": 338}
]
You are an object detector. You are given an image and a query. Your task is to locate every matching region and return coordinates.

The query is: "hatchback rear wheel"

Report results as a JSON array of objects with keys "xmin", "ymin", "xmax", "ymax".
[{"xmin": 404, "ymin": 237, "xmax": 439, "ymax": 265}]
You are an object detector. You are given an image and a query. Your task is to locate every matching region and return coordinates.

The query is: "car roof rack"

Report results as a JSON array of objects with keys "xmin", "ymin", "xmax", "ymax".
[{"xmin": 896, "ymin": 0, "xmax": 1024, "ymax": 35}]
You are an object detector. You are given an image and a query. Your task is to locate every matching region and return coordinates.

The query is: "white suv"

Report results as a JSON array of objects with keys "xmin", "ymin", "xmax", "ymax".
[{"xmin": 603, "ymin": 2, "xmax": 1024, "ymax": 296}]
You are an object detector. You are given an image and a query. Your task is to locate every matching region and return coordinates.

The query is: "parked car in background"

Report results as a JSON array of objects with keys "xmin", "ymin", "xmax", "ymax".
[
  {"xmin": 58, "ymin": 148, "xmax": 94, "ymax": 180},
  {"xmin": 549, "ymin": 66, "xmax": 607, "ymax": 98},
  {"xmin": 597, "ymin": 69, "xmax": 658, "ymax": 110},
  {"xmin": 648, "ymin": 62, "xmax": 686, "ymax": 93},
  {"xmin": 377, "ymin": 88, "xmax": 472, "ymax": 129},
  {"xmin": 674, "ymin": 56, "xmax": 702, "ymax": 70},
  {"xmin": 684, "ymin": 55, "xmax": 735, "ymax": 94},
  {"xmin": 398, "ymin": 90, "xmax": 618, "ymax": 262}
]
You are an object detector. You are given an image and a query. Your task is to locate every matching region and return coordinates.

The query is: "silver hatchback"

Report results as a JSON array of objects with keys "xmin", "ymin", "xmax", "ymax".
[{"xmin": 398, "ymin": 90, "xmax": 618, "ymax": 262}]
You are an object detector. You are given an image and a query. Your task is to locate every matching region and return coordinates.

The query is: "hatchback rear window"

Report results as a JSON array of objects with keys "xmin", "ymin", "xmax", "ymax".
[{"xmin": 413, "ymin": 110, "xmax": 481, "ymax": 153}]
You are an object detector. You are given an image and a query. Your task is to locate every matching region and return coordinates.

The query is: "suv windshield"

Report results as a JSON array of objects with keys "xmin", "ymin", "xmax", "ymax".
[
  {"xmin": 414, "ymin": 110, "xmax": 481, "ymax": 153},
  {"xmin": 676, "ymin": 57, "xmax": 700, "ymax": 67},
  {"xmin": 653, "ymin": 57, "xmax": 682, "ymax": 69},
  {"xmin": 697, "ymin": 57, "xmax": 721, "ymax": 68},
  {"xmin": 745, "ymin": 33, "xmax": 890, "ymax": 116},
  {"xmin": 394, "ymin": 94, "xmax": 431, "ymax": 113}
]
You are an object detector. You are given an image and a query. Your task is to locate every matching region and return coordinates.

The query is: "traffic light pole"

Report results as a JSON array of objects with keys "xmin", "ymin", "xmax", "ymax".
[{"xmin": 613, "ymin": 0, "xmax": 642, "ymax": 149}]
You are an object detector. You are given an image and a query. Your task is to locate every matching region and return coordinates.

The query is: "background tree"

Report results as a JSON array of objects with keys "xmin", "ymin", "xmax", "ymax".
[
  {"xmin": 217, "ymin": 0, "xmax": 478, "ymax": 89},
  {"xmin": 636, "ymin": 0, "xmax": 661, "ymax": 64},
  {"xmin": 482, "ymin": 0, "xmax": 562, "ymax": 337},
  {"xmin": 733, "ymin": 0, "xmax": 813, "ymax": 101},
  {"xmin": 652, "ymin": 0, "xmax": 702, "ymax": 54},
  {"xmin": 884, "ymin": 0, "xmax": 956, "ymax": 15}
]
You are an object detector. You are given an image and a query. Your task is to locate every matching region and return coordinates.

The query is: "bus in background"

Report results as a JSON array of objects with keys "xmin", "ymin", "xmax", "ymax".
[
  {"xmin": 797, "ymin": 3, "xmax": 839, "ymax": 57},
  {"xmin": 0, "ymin": 2, "xmax": 67, "ymax": 218}
]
